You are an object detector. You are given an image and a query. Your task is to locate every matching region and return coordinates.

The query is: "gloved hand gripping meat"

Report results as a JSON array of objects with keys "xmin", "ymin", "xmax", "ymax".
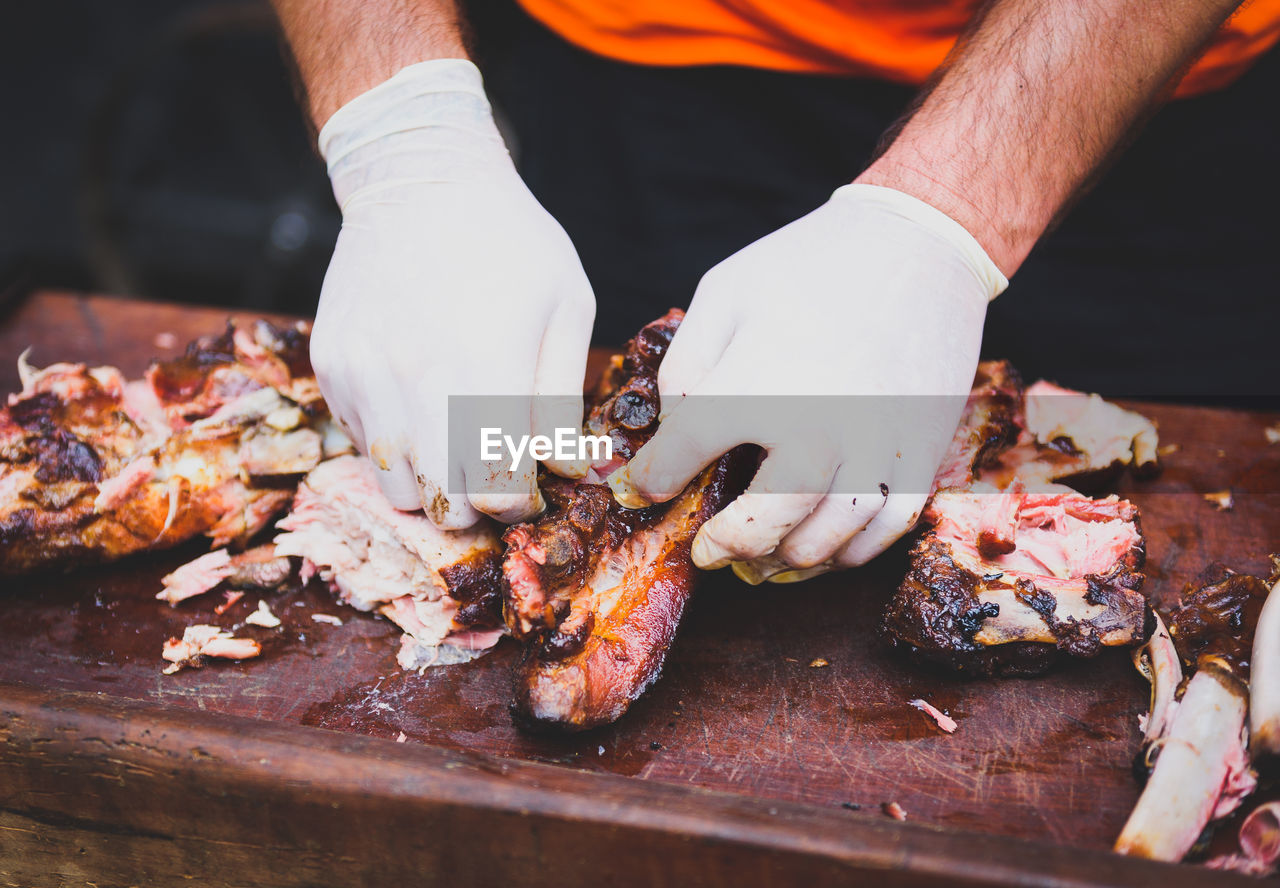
[{"xmin": 311, "ymin": 59, "xmax": 595, "ymax": 530}]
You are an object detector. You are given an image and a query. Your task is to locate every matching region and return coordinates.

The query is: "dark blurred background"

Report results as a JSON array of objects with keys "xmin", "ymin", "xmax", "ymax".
[
  {"xmin": 3, "ymin": 1, "xmax": 336, "ymax": 315},
  {"xmin": 3, "ymin": 2, "xmax": 1276, "ymax": 403}
]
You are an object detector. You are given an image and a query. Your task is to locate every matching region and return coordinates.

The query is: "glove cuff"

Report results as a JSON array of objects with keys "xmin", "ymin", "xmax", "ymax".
[
  {"xmin": 318, "ymin": 59, "xmax": 512, "ymax": 210},
  {"xmin": 832, "ymin": 184, "xmax": 1009, "ymax": 301}
]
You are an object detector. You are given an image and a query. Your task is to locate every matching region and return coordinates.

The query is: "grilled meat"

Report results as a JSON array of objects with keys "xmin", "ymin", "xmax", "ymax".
[
  {"xmin": 944, "ymin": 369, "xmax": 1159, "ymax": 495},
  {"xmin": 883, "ymin": 367, "xmax": 1158, "ymax": 676},
  {"xmin": 1116, "ymin": 561, "xmax": 1276, "ymax": 863},
  {"xmin": 510, "ymin": 455, "xmax": 748, "ymax": 730},
  {"xmin": 161, "ymin": 624, "xmax": 262, "ymax": 674},
  {"xmin": 158, "ymin": 544, "xmax": 293, "ymax": 604},
  {"xmin": 503, "ymin": 309, "xmax": 752, "ymax": 731},
  {"xmin": 931, "ymin": 360, "xmax": 1024, "ymax": 492},
  {"xmin": 884, "ymin": 488, "xmax": 1147, "ymax": 676},
  {"xmin": 273, "ymin": 455, "xmax": 507, "ymax": 668},
  {"xmin": 0, "ymin": 320, "xmax": 333, "ymax": 573}
]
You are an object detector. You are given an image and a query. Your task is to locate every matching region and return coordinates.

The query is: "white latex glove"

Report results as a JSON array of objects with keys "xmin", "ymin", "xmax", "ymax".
[
  {"xmin": 313, "ymin": 60, "xmax": 594, "ymax": 529},
  {"xmin": 610, "ymin": 184, "xmax": 1007, "ymax": 582}
]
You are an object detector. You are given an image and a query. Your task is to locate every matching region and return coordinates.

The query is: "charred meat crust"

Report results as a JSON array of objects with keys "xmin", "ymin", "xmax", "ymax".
[
  {"xmin": 512, "ymin": 450, "xmax": 752, "ymax": 732},
  {"xmin": 881, "ymin": 534, "xmax": 1149, "ymax": 677},
  {"xmin": 503, "ymin": 480, "xmax": 668, "ymax": 640},
  {"xmin": 932, "ymin": 360, "xmax": 1023, "ymax": 491},
  {"xmin": 439, "ymin": 548, "xmax": 506, "ymax": 630},
  {"xmin": 504, "ymin": 308, "xmax": 755, "ymax": 731},
  {"xmin": 1168, "ymin": 562, "xmax": 1276, "ymax": 681},
  {"xmin": 882, "ymin": 361, "xmax": 1159, "ymax": 677},
  {"xmin": 881, "ymin": 536, "xmax": 1007, "ymax": 675},
  {"xmin": 1, "ymin": 319, "xmax": 319, "ymax": 574},
  {"xmin": 583, "ymin": 308, "xmax": 677, "ymax": 465},
  {"xmin": 966, "ymin": 361, "xmax": 1025, "ymax": 477}
]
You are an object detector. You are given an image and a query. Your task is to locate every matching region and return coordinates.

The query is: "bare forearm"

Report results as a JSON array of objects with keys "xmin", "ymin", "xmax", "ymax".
[
  {"xmin": 271, "ymin": 0, "xmax": 469, "ymax": 130},
  {"xmin": 858, "ymin": 0, "xmax": 1242, "ymax": 276}
]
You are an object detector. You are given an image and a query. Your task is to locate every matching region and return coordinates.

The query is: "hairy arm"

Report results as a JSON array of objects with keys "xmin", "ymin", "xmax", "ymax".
[
  {"xmin": 857, "ymin": 0, "xmax": 1245, "ymax": 276},
  {"xmin": 270, "ymin": 0, "xmax": 469, "ymax": 129}
]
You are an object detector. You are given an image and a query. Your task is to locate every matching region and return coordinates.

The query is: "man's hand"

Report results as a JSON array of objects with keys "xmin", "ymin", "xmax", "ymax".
[
  {"xmin": 312, "ymin": 59, "xmax": 594, "ymax": 528},
  {"xmin": 615, "ymin": 184, "xmax": 1006, "ymax": 580},
  {"xmin": 615, "ymin": 0, "xmax": 1242, "ymax": 578}
]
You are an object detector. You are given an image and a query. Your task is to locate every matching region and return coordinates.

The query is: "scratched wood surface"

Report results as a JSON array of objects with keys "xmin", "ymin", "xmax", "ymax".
[{"xmin": 1, "ymin": 290, "xmax": 1277, "ymax": 885}]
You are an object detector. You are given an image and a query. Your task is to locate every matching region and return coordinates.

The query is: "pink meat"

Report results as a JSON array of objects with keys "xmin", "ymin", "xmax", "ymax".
[
  {"xmin": 120, "ymin": 379, "xmax": 171, "ymax": 437},
  {"xmin": 975, "ymin": 481, "xmax": 1024, "ymax": 557},
  {"xmin": 909, "ymin": 698, "xmax": 958, "ymax": 733},
  {"xmin": 1213, "ymin": 729, "xmax": 1259, "ymax": 820},
  {"xmin": 1209, "ymin": 803, "xmax": 1280, "ymax": 876},
  {"xmin": 158, "ymin": 549, "xmax": 233, "ymax": 604},
  {"xmin": 929, "ymin": 489, "xmax": 1141, "ymax": 580},
  {"xmin": 93, "ymin": 457, "xmax": 156, "ymax": 512},
  {"xmin": 274, "ymin": 455, "xmax": 506, "ymax": 663}
]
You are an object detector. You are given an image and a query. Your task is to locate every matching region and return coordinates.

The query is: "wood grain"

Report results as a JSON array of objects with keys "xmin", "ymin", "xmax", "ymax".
[{"xmin": 1, "ymin": 290, "xmax": 1277, "ymax": 886}]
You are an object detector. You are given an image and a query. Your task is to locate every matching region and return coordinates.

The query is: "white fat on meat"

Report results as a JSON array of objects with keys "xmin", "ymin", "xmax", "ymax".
[
  {"xmin": 1132, "ymin": 613, "xmax": 1183, "ymax": 745},
  {"xmin": 161, "ymin": 624, "xmax": 261, "ymax": 674},
  {"xmin": 239, "ymin": 427, "xmax": 323, "ymax": 477},
  {"xmin": 274, "ymin": 455, "xmax": 504, "ymax": 657},
  {"xmin": 397, "ymin": 627, "xmax": 507, "ymax": 671},
  {"xmin": 1023, "ymin": 380, "xmax": 1159, "ymax": 474}
]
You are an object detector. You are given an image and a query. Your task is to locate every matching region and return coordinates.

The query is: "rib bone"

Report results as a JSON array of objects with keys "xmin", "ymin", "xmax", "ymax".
[{"xmin": 1114, "ymin": 665, "xmax": 1249, "ymax": 862}]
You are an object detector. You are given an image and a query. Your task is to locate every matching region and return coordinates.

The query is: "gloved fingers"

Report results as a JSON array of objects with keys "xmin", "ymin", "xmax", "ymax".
[
  {"xmin": 412, "ymin": 449, "xmax": 484, "ymax": 530},
  {"xmin": 692, "ymin": 491, "xmax": 824, "ymax": 570},
  {"xmin": 768, "ymin": 485, "xmax": 891, "ymax": 570},
  {"xmin": 833, "ymin": 490, "xmax": 930, "ymax": 568},
  {"xmin": 689, "ymin": 446, "xmax": 835, "ymax": 569},
  {"xmin": 308, "ymin": 331, "xmax": 370, "ymax": 457},
  {"xmin": 463, "ymin": 449, "xmax": 545, "ymax": 525},
  {"xmin": 532, "ymin": 293, "xmax": 594, "ymax": 479},
  {"xmin": 613, "ymin": 383, "xmax": 747, "ymax": 506},
  {"xmin": 656, "ymin": 287, "xmax": 735, "ymax": 407},
  {"xmin": 329, "ymin": 408, "xmax": 369, "ymax": 462},
  {"xmin": 456, "ymin": 406, "xmax": 544, "ymax": 525},
  {"xmin": 466, "ymin": 487, "xmax": 544, "ymax": 525},
  {"xmin": 365, "ymin": 439, "xmax": 423, "ymax": 511},
  {"xmin": 752, "ymin": 568, "xmax": 834, "ymax": 588}
]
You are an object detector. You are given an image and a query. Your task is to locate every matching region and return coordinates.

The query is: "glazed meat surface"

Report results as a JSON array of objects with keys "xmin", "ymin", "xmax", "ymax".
[{"xmin": 503, "ymin": 309, "xmax": 751, "ymax": 730}]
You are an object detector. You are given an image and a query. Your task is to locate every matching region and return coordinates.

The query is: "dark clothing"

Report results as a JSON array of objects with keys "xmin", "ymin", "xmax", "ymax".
[{"xmin": 470, "ymin": 1, "xmax": 1279, "ymax": 403}]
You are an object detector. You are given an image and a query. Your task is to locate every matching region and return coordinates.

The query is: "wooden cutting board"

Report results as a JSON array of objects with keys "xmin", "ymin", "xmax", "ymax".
[{"xmin": 1, "ymin": 290, "xmax": 1276, "ymax": 887}]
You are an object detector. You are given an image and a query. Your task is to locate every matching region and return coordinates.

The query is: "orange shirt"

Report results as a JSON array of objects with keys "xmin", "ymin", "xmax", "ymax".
[{"xmin": 516, "ymin": 0, "xmax": 1280, "ymax": 97}]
